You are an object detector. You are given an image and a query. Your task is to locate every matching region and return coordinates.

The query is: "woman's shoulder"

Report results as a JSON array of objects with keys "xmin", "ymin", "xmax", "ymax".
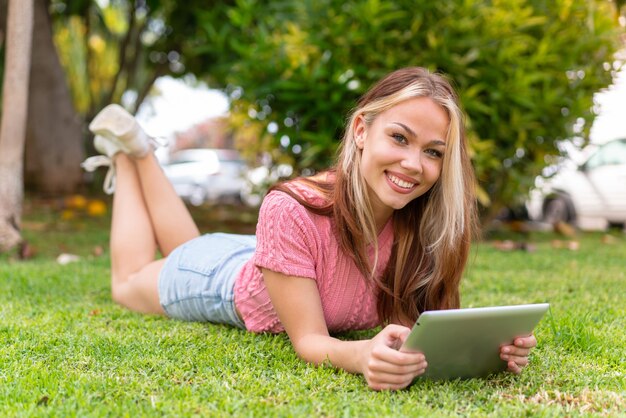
[
  {"xmin": 256, "ymin": 176, "xmax": 335, "ymax": 251},
  {"xmin": 268, "ymin": 172, "xmax": 334, "ymax": 207}
]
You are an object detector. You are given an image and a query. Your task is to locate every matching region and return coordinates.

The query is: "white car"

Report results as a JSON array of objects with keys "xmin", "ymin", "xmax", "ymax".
[
  {"xmin": 527, "ymin": 138, "xmax": 626, "ymax": 230},
  {"xmin": 162, "ymin": 148, "xmax": 247, "ymax": 206}
]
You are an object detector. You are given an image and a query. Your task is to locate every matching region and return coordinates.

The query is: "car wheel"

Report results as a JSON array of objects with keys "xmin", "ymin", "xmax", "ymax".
[{"xmin": 543, "ymin": 196, "xmax": 572, "ymax": 224}]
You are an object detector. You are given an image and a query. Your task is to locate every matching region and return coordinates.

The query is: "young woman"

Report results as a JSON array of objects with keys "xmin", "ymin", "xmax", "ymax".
[{"xmin": 82, "ymin": 67, "xmax": 536, "ymax": 391}]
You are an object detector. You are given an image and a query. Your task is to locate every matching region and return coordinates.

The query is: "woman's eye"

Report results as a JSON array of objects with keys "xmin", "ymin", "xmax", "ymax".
[
  {"xmin": 426, "ymin": 149, "xmax": 444, "ymax": 158},
  {"xmin": 391, "ymin": 133, "xmax": 407, "ymax": 144}
]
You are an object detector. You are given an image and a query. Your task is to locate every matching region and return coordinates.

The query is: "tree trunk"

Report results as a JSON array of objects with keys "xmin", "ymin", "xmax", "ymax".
[
  {"xmin": 24, "ymin": 0, "xmax": 83, "ymax": 194},
  {"xmin": 0, "ymin": 0, "xmax": 34, "ymax": 252}
]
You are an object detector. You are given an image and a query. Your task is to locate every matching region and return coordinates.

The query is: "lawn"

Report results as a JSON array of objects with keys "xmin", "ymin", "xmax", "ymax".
[{"xmin": 0, "ymin": 198, "xmax": 625, "ymax": 417}]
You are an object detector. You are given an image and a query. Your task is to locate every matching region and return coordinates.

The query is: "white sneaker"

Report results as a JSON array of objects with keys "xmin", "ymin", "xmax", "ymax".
[
  {"xmin": 82, "ymin": 105, "xmax": 167, "ymax": 194},
  {"xmin": 88, "ymin": 104, "xmax": 151, "ymax": 158},
  {"xmin": 80, "ymin": 136, "xmax": 117, "ymax": 194}
]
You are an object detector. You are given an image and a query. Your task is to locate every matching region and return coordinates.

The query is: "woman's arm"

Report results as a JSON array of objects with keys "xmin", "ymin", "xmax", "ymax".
[{"xmin": 262, "ymin": 268, "xmax": 427, "ymax": 390}]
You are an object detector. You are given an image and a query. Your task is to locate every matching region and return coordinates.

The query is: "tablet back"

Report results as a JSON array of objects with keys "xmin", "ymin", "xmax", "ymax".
[{"xmin": 402, "ymin": 303, "xmax": 549, "ymax": 380}]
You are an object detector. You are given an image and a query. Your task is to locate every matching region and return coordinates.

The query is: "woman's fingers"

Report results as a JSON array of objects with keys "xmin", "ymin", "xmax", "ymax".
[
  {"xmin": 501, "ymin": 345, "xmax": 531, "ymax": 357},
  {"xmin": 364, "ymin": 328, "xmax": 428, "ymax": 390},
  {"xmin": 372, "ymin": 340, "xmax": 424, "ymax": 363},
  {"xmin": 502, "ymin": 353, "xmax": 529, "ymax": 365},
  {"xmin": 514, "ymin": 335, "xmax": 537, "ymax": 348},
  {"xmin": 501, "ymin": 334, "xmax": 536, "ymax": 374},
  {"xmin": 507, "ymin": 360, "xmax": 523, "ymax": 374},
  {"xmin": 368, "ymin": 354, "xmax": 427, "ymax": 375},
  {"xmin": 378, "ymin": 324, "xmax": 412, "ymax": 350},
  {"xmin": 365, "ymin": 360, "xmax": 427, "ymax": 391},
  {"xmin": 501, "ymin": 333, "xmax": 536, "ymax": 356}
]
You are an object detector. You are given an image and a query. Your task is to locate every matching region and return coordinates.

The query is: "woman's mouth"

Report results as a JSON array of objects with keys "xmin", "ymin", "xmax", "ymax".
[{"xmin": 385, "ymin": 172, "xmax": 418, "ymax": 193}]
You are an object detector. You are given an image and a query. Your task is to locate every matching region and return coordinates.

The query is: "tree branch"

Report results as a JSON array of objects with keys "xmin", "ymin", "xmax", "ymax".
[
  {"xmin": 103, "ymin": 0, "xmax": 136, "ymax": 106},
  {"xmin": 132, "ymin": 63, "xmax": 166, "ymax": 114}
]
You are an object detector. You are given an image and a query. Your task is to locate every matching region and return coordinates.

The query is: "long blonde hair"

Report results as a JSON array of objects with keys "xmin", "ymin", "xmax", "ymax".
[{"xmin": 272, "ymin": 67, "xmax": 478, "ymax": 324}]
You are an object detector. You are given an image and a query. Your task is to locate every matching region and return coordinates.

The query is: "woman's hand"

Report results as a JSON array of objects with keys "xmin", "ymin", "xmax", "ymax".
[
  {"xmin": 500, "ymin": 334, "xmax": 537, "ymax": 374},
  {"xmin": 262, "ymin": 269, "xmax": 425, "ymax": 390},
  {"xmin": 361, "ymin": 324, "xmax": 427, "ymax": 391}
]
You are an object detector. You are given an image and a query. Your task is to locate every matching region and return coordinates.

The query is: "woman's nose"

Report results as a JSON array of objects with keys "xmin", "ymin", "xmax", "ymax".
[{"xmin": 400, "ymin": 151, "xmax": 423, "ymax": 173}]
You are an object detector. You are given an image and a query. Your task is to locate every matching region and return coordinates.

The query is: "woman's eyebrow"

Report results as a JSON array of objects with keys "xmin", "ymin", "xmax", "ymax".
[
  {"xmin": 428, "ymin": 139, "xmax": 447, "ymax": 147},
  {"xmin": 392, "ymin": 122, "xmax": 417, "ymax": 137},
  {"xmin": 392, "ymin": 122, "xmax": 446, "ymax": 146}
]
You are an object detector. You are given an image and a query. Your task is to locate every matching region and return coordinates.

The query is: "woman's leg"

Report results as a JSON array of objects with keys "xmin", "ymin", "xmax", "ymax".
[
  {"xmin": 109, "ymin": 153, "xmax": 165, "ymax": 314},
  {"xmin": 89, "ymin": 103, "xmax": 202, "ymax": 314},
  {"xmin": 133, "ymin": 152, "xmax": 200, "ymax": 256},
  {"xmin": 109, "ymin": 152, "xmax": 200, "ymax": 314}
]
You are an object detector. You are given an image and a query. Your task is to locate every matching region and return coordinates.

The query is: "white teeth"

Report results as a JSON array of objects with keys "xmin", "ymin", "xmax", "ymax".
[{"xmin": 387, "ymin": 173, "xmax": 415, "ymax": 189}]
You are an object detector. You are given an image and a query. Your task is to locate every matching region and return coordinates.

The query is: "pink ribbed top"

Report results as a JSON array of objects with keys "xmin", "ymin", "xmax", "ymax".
[{"xmin": 233, "ymin": 183, "xmax": 394, "ymax": 333}]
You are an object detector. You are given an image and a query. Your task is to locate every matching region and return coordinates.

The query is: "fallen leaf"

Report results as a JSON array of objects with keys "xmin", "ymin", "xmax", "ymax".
[
  {"xmin": 64, "ymin": 194, "xmax": 87, "ymax": 210},
  {"xmin": 87, "ymin": 199, "xmax": 107, "ymax": 217}
]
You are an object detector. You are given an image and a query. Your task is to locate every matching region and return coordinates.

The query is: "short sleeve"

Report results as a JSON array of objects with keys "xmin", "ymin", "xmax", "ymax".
[{"xmin": 253, "ymin": 191, "xmax": 318, "ymax": 279}]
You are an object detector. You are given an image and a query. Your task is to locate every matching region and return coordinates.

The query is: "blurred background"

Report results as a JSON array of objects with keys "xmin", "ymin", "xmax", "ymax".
[{"xmin": 0, "ymin": 0, "xmax": 625, "ymax": 255}]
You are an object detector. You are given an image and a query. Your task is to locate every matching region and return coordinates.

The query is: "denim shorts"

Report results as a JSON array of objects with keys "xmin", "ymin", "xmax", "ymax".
[{"xmin": 158, "ymin": 233, "xmax": 256, "ymax": 329}]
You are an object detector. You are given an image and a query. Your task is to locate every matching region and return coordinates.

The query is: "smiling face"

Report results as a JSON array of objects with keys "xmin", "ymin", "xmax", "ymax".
[{"xmin": 354, "ymin": 96, "xmax": 450, "ymax": 227}]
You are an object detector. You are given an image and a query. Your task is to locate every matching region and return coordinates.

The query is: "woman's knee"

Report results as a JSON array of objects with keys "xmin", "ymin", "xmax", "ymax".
[
  {"xmin": 110, "ymin": 271, "xmax": 164, "ymax": 315},
  {"xmin": 110, "ymin": 279, "xmax": 132, "ymax": 307}
]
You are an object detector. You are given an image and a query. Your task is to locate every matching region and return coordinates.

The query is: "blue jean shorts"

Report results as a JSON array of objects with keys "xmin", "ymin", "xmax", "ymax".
[{"xmin": 158, "ymin": 233, "xmax": 256, "ymax": 329}]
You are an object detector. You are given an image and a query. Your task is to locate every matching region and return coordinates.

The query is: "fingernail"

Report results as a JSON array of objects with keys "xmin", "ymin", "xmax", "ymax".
[{"xmin": 502, "ymin": 347, "xmax": 510, "ymax": 353}]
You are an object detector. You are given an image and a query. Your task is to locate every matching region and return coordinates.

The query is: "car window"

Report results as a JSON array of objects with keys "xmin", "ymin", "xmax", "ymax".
[{"xmin": 585, "ymin": 140, "xmax": 626, "ymax": 170}]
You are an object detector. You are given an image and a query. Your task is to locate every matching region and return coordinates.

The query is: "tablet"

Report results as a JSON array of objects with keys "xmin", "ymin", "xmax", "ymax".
[{"xmin": 401, "ymin": 303, "xmax": 549, "ymax": 380}]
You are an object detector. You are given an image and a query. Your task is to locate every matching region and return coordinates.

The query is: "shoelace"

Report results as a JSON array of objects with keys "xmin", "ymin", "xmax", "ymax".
[
  {"xmin": 151, "ymin": 135, "xmax": 169, "ymax": 148},
  {"xmin": 80, "ymin": 155, "xmax": 116, "ymax": 195}
]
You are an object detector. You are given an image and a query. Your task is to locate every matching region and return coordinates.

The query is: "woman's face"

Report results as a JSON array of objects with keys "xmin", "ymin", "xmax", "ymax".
[{"xmin": 355, "ymin": 97, "xmax": 450, "ymax": 226}]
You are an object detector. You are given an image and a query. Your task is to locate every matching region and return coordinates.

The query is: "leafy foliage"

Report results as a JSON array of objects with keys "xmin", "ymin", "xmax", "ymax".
[
  {"xmin": 50, "ymin": 0, "xmax": 235, "ymax": 118},
  {"xmin": 45, "ymin": 0, "xmax": 623, "ymax": 213},
  {"xmin": 195, "ymin": 0, "xmax": 623, "ymax": 215}
]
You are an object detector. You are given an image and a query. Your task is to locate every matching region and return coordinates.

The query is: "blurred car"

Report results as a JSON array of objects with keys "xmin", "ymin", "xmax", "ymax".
[
  {"xmin": 162, "ymin": 148, "xmax": 247, "ymax": 206},
  {"xmin": 240, "ymin": 163, "xmax": 294, "ymax": 207},
  {"xmin": 527, "ymin": 138, "xmax": 626, "ymax": 230}
]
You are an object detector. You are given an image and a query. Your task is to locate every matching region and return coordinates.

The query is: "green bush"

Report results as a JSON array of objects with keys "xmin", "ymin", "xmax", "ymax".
[{"xmin": 196, "ymin": 0, "xmax": 623, "ymax": 217}]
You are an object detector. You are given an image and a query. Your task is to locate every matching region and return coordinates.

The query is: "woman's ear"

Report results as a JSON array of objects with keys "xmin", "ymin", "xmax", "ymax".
[{"xmin": 353, "ymin": 115, "xmax": 366, "ymax": 149}]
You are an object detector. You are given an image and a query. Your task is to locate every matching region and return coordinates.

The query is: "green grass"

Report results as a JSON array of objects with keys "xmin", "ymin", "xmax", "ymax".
[{"xmin": 1, "ymin": 200, "xmax": 625, "ymax": 416}]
